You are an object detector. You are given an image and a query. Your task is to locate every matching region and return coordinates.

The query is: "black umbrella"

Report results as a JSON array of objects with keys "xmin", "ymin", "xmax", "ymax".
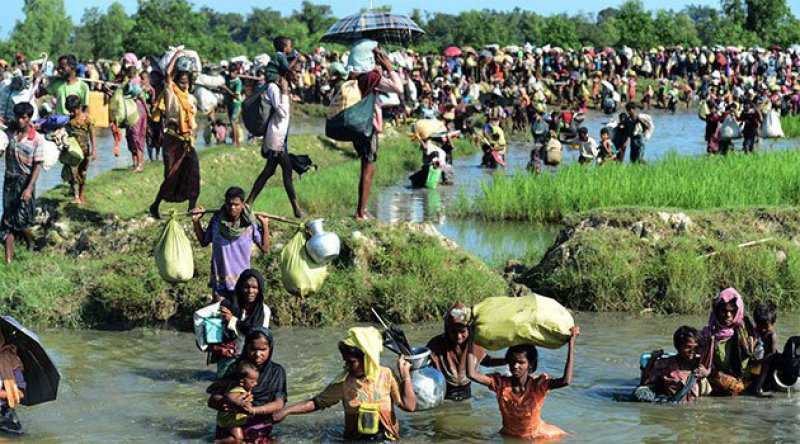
[
  {"xmin": 0, "ymin": 316, "xmax": 60, "ymax": 406},
  {"xmin": 478, "ymin": 92, "xmax": 512, "ymax": 107}
]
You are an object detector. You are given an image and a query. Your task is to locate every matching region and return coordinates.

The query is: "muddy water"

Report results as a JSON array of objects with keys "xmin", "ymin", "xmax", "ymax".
[
  {"xmin": 373, "ymin": 110, "xmax": 799, "ymax": 262},
  {"xmin": 16, "ymin": 313, "xmax": 800, "ymax": 442}
]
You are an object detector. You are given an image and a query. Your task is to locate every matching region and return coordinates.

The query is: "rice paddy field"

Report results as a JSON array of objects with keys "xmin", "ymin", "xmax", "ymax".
[{"xmin": 461, "ymin": 149, "xmax": 800, "ymax": 223}]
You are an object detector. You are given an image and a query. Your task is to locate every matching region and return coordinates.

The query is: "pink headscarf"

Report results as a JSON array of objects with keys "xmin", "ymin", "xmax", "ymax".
[{"xmin": 701, "ymin": 288, "xmax": 744, "ymax": 342}]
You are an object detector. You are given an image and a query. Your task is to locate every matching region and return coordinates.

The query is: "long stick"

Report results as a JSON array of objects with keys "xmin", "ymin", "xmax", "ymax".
[
  {"xmin": 77, "ymin": 77, "xmax": 124, "ymax": 87},
  {"xmin": 699, "ymin": 237, "xmax": 773, "ymax": 259},
  {"xmin": 182, "ymin": 209, "xmax": 302, "ymax": 226}
]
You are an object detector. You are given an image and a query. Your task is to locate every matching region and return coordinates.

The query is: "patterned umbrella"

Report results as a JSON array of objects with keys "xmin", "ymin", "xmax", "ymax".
[{"xmin": 321, "ymin": 11, "xmax": 425, "ymax": 47}]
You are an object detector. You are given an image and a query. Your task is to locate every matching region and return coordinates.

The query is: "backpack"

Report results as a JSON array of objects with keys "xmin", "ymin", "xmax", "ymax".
[
  {"xmin": 775, "ymin": 336, "xmax": 800, "ymax": 388},
  {"xmin": 242, "ymin": 83, "xmax": 273, "ymax": 137}
]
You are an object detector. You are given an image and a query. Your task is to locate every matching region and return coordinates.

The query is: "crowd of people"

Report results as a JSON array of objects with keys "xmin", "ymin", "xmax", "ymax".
[{"xmin": 1, "ymin": 35, "xmax": 800, "ymax": 440}]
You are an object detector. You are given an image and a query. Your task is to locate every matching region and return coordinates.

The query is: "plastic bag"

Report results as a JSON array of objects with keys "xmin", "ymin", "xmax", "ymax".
[
  {"xmin": 109, "ymin": 89, "xmax": 139, "ymax": 128},
  {"xmin": 154, "ymin": 212, "xmax": 194, "ymax": 284},
  {"xmin": 193, "ymin": 302, "xmax": 221, "ymax": 351},
  {"xmin": 279, "ymin": 231, "xmax": 328, "ymax": 296},
  {"xmin": 40, "ymin": 139, "xmax": 60, "ymax": 172},
  {"xmin": 425, "ymin": 166, "xmax": 442, "ymax": 189},
  {"xmin": 762, "ymin": 110, "xmax": 785, "ymax": 138},
  {"xmin": 195, "ymin": 74, "xmax": 225, "ymax": 89},
  {"xmin": 719, "ymin": 116, "xmax": 742, "ymax": 140},
  {"xmin": 194, "ymin": 86, "xmax": 218, "ymax": 115},
  {"xmin": 0, "ymin": 130, "xmax": 8, "ymax": 158},
  {"xmin": 473, "ymin": 295, "xmax": 574, "ymax": 350},
  {"xmin": 242, "ymin": 83, "xmax": 272, "ymax": 137},
  {"xmin": 58, "ymin": 137, "xmax": 84, "ymax": 166}
]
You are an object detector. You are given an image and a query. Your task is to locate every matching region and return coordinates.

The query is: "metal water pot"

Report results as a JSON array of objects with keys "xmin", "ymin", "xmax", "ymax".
[
  {"xmin": 304, "ymin": 219, "xmax": 340, "ymax": 264},
  {"xmin": 407, "ymin": 347, "xmax": 445, "ymax": 411}
]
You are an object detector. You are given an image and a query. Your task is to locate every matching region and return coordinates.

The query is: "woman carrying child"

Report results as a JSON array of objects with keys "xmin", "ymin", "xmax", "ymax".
[
  {"xmin": 467, "ymin": 323, "xmax": 579, "ymax": 441},
  {"xmin": 207, "ymin": 328, "xmax": 286, "ymax": 443}
]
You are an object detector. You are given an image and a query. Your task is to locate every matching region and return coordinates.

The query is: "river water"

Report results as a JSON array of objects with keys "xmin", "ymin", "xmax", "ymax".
[
  {"xmin": 18, "ymin": 313, "xmax": 800, "ymax": 442},
  {"xmin": 373, "ymin": 109, "xmax": 798, "ymax": 263},
  {"xmin": 9, "ymin": 111, "xmax": 800, "ymax": 441}
]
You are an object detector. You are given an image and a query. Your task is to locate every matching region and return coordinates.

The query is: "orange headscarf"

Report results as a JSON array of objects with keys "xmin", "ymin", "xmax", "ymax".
[{"xmin": 0, "ymin": 330, "xmax": 24, "ymax": 408}]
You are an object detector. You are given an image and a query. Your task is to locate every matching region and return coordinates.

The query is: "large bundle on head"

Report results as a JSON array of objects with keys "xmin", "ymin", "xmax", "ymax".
[
  {"xmin": 158, "ymin": 46, "xmax": 202, "ymax": 74},
  {"xmin": 472, "ymin": 295, "xmax": 574, "ymax": 351}
]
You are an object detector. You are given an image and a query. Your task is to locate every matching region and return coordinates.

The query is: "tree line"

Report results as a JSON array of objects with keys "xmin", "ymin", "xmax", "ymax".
[{"xmin": 0, "ymin": 0, "xmax": 797, "ymax": 63}]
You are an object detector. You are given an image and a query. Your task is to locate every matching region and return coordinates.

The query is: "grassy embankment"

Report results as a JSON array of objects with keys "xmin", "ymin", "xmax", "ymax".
[
  {"xmin": 461, "ymin": 150, "xmax": 800, "ymax": 223},
  {"xmin": 1, "ymin": 133, "xmax": 506, "ymax": 330},
  {"xmin": 457, "ymin": 149, "xmax": 800, "ymax": 314},
  {"xmin": 521, "ymin": 207, "xmax": 800, "ymax": 314},
  {"xmin": 782, "ymin": 114, "xmax": 800, "ymax": 138}
]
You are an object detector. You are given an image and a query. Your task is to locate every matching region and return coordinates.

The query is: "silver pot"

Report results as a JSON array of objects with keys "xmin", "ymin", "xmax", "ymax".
[
  {"xmin": 304, "ymin": 219, "xmax": 340, "ymax": 264},
  {"xmin": 407, "ymin": 347, "xmax": 445, "ymax": 410}
]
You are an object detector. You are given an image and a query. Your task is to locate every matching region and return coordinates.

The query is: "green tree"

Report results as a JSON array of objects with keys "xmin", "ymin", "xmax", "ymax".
[
  {"xmin": 541, "ymin": 15, "xmax": 580, "ymax": 48},
  {"xmin": 653, "ymin": 10, "xmax": 700, "ymax": 46},
  {"xmin": 294, "ymin": 1, "xmax": 336, "ymax": 36},
  {"xmin": 721, "ymin": 0, "xmax": 747, "ymax": 25},
  {"xmin": 616, "ymin": 0, "xmax": 655, "ymax": 48},
  {"xmin": 76, "ymin": 2, "xmax": 133, "ymax": 60},
  {"xmin": 8, "ymin": 0, "xmax": 74, "ymax": 56}
]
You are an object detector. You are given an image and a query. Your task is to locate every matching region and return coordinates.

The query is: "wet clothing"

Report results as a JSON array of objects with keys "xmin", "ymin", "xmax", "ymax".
[
  {"xmin": 210, "ymin": 328, "xmax": 286, "ymax": 441},
  {"xmin": 701, "ymin": 288, "xmax": 755, "ymax": 395},
  {"xmin": 217, "ymin": 386, "xmax": 250, "ymax": 429},
  {"xmin": 427, "ymin": 335, "xmax": 487, "ymax": 401},
  {"xmin": 645, "ymin": 356, "xmax": 700, "ymax": 402},
  {"xmin": 2, "ymin": 127, "xmax": 43, "ymax": 235},
  {"xmin": 313, "ymin": 366, "xmax": 402, "ymax": 440},
  {"xmin": 489, "ymin": 373, "xmax": 567, "ymax": 440}
]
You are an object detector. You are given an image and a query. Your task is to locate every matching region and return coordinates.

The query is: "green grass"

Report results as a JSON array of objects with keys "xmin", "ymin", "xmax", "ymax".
[
  {"xmin": 56, "ymin": 133, "xmax": 476, "ymax": 221},
  {"xmin": 7, "ymin": 133, "xmax": 496, "ymax": 330},
  {"xmin": 521, "ymin": 207, "xmax": 800, "ymax": 314},
  {"xmin": 460, "ymin": 150, "xmax": 800, "ymax": 223},
  {"xmin": 782, "ymin": 114, "xmax": 800, "ymax": 138}
]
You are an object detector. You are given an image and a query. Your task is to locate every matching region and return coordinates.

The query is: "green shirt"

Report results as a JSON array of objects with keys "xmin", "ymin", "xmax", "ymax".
[
  {"xmin": 47, "ymin": 79, "xmax": 89, "ymax": 115},
  {"xmin": 226, "ymin": 77, "xmax": 243, "ymax": 107}
]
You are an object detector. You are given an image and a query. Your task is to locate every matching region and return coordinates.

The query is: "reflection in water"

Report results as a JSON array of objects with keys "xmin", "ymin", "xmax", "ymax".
[{"xmin": 18, "ymin": 313, "xmax": 800, "ymax": 442}]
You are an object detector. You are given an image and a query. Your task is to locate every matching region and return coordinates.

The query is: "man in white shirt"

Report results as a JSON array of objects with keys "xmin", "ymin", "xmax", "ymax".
[{"xmin": 577, "ymin": 127, "xmax": 598, "ymax": 165}]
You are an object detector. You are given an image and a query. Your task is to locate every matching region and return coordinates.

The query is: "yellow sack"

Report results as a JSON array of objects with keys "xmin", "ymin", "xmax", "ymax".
[
  {"xmin": 473, "ymin": 295, "xmax": 574, "ymax": 350},
  {"xmin": 154, "ymin": 212, "xmax": 194, "ymax": 283},
  {"xmin": 88, "ymin": 91, "xmax": 109, "ymax": 128},
  {"xmin": 280, "ymin": 231, "xmax": 328, "ymax": 296},
  {"xmin": 326, "ymin": 80, "xmax": 362, "ymax": 119}
]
